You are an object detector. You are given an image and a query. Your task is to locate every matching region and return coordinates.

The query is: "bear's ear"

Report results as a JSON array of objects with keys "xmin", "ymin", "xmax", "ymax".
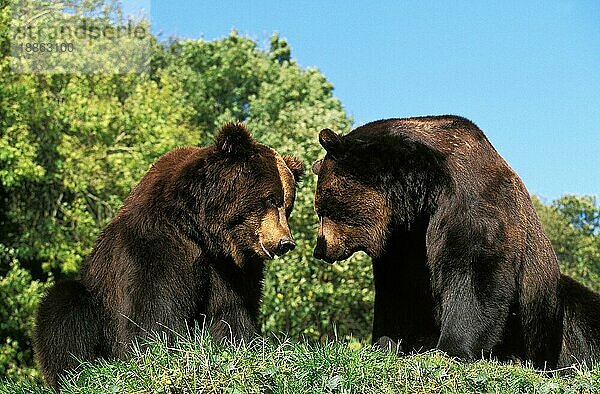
[
  {"xmin": 214, "ymin": 122, "xmax": 255, "ymax": 155},
  {"xmin": 312, "ymin": 159, "xmax": 323, "ymax": 175},
  {"xmin": 318, "ymin": 128, "xmax": 344, "ymax": 158},
  {"xmin": 283, "ymin": 155, "xmax": 305, "ymax": 183}
]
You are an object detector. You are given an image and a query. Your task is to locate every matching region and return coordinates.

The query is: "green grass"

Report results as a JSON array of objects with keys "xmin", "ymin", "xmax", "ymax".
[{"xmin": 1, "ymin": 331, "xmax": 599, "ymax": 394}]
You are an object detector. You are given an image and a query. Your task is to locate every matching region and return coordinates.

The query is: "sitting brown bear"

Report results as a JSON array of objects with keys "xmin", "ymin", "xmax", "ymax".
[
  {"xmin": 312, "ymin": 115, "xmax": 599, "ymax": 369},
  {"xmin": 34, "ymin": 123, "xmax": 304, "ymax": 389}
]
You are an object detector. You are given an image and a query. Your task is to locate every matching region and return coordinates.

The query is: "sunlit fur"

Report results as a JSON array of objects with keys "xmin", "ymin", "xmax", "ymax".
[{"xmin": 256, "ymin": 155, "xmax": 296, "ymax": 258}]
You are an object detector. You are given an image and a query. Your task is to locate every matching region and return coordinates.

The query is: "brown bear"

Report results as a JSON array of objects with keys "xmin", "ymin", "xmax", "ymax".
[
  {"xmin": 312, "ymin": 115, "xmax": 599, "ymax": 369},
  {"xmin": 34, "ymin": 123, "xmax": 304, "ymax": 389}
]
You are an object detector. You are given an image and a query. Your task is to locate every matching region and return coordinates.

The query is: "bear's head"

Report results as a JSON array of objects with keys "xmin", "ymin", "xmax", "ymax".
[
  {"xmin": 311, "ymin": 124, "xmax": 448, "ymax": 263},
  {"xmin": 157, "ymin": 123, "xmax": 304, "ymax": 266}
]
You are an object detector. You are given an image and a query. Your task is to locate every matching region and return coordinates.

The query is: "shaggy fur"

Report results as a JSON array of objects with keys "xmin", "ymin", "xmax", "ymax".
[
  {"xmin": 34, "ymin": 123, "xmax": 304, "ymax": 389},
  {"xmin": 313, "ymin": 115, "xmax": 599, "ymax": 369}
]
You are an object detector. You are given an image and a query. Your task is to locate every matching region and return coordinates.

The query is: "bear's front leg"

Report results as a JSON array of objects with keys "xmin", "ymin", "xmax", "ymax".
[
  {"xmin": 372, "ymin": 252, "xmax": 438, "ymax": 353},
  {"xmin": 206, "ymin": 266, "xmax": 260, "ymax": 343},
  {"xmin": 115, "ymin": 276, "xmax": 196, "ymax": 357},
  {"xmin": 209, "ymin": 308, "xmax": 259, "ymax": 343},
  {"xmin": 435, "ymin": 269, "xmax": 514, "ymax": 361}
]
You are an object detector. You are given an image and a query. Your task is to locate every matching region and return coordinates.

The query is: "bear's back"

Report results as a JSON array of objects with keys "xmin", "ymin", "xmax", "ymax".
[{"xmin": 350, "ymin": 115, "xmax": 492, "ymax": 156}]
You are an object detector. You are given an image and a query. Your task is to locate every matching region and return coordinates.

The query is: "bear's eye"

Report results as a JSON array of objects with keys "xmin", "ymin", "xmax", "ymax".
[{"xmin": 266, "ymin": 196, "xmax": 278, "ymax": 208}]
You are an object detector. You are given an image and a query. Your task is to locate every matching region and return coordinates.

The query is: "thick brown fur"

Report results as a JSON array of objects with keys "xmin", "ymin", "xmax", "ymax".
[
  {"xmin": 559, "ymin": 275, "xmax": 600, "ymax": 367},
  {"xmin": 312, "ymin": 115, "xmax": 598, "ymax": 369},
  {"xmin": 34, "ymin": 123, "xmax": 304, "ymax": 390}
]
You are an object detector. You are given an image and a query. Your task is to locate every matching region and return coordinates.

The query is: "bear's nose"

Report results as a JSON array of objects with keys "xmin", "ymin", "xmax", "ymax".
[
  {"xmin": 276, "ymin": 237, "xmax": 295, "ymax": 255},
  {"xmin": 313, "ymin": 237, "xmax": 326, "ymax": 261},
  {"xmin": 313, "ymin": 248, "xmax": 324, "ymax": 261}
]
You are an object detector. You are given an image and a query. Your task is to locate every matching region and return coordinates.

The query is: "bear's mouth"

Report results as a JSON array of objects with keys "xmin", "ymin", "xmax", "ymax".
[
  {"xmin": 315, "ymin": 245, "xmax": 360, "ymax": 264},
  {"xmin": 336, "ymin": 246, "xmax": 363, "ymax": 262},
  {"xmin": 259, "ymin": 238, "xmax": 274, "ymax": 259}
]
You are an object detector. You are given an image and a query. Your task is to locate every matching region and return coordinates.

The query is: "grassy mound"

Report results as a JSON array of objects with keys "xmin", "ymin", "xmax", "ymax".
[{"xmin": 2, "ymin": 330, "xmax": 598, "ymax": 394}]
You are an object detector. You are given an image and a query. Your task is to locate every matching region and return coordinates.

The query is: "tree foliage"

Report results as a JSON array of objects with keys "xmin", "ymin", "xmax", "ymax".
[
  {"xmin": 0, "ymin": 246, "xmax": 49, "ymax": 381},
  {"xmin": 534, "ymin": 196, "xmax": 600, "ymax": 292}
]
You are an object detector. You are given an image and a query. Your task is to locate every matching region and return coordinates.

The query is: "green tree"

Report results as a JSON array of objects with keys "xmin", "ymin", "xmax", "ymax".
[
  {"xmin": 533, "ymin": 196, "xmax": 600, "ymax": 292},
  {"xmin": 0, "ymin": 246, "xmax": 49, "ymax": 381},
  {"xmin": 0, "ymin": 71, "xmax": 198, "ymax": 274}
]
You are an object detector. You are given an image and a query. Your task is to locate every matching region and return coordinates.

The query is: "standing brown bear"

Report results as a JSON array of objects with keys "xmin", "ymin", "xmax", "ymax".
[
  {"xmin": 312, "ymin": 115, "xmax": 599, "ymax": 369},
  {"xmin": 34, "ymin": 123, "xmax": 304, "ymax": 389}
]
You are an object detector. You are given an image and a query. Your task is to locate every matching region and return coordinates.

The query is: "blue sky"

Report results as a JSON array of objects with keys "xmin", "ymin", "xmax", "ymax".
[{"xmin": 141, "ymin": 1, "xmax": 597, "ymax": 201}]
